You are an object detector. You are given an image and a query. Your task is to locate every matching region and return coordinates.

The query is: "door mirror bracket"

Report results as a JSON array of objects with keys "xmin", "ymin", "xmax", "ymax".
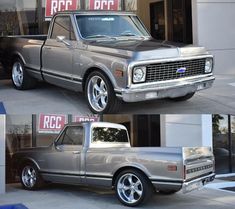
[{"xmin": 56, "ymin": 36, "xmax": 71, "ymax": 47}]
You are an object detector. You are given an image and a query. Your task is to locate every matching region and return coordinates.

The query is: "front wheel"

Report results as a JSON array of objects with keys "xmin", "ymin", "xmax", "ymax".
[
  {"xmin": 169, "ymin": 92, "xmax": 195, "ymax": 102},
  {"xmin": 20, "ymin": 163, "xmax": 44, "ymax": 190},
  {"xmin": 115, "ymin": 170, "xmax": 153, "ymax": 207},
  {"xmin": 85, "ymin": 71, "xmax": 121, "ymax": 114}
]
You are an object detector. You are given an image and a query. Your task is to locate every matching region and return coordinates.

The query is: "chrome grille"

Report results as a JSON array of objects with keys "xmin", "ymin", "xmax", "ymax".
[{"xmin": 145, "ymin": 58, "xmax": 206, "ymax": 82}]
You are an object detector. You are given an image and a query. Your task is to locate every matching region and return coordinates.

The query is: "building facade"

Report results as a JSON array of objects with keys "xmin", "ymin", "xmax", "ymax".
[
  {"xmin": 0, "ymin": 0, "xmax": 234, "ymax": 75},
  {"xmin": 0, "ymin": 115, "xmax": 6, "ymax": 195}
]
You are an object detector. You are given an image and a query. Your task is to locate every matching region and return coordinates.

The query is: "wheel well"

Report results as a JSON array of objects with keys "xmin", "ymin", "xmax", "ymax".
[
  {"xmin": 82, "ymin": 67, "xmax": 112, "ymax": 91},
  {"xmin": 18, "ymin": 159, "xmax": 38, "ymax": 174},
  {"xmin": 12, "ymin": 54, "xmax": 22, "ymax": 64},
  {"xmin": 112, "ymin": 166, "xmax": 152, "ymax": 187}
]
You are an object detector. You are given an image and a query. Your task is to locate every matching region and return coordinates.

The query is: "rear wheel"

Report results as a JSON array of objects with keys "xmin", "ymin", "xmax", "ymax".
[
  {"xmin": 115, "ymin": 169, "xmax": 153, "ymax": 207},
  {"xmin": 85, "ymin": 71, "xmax": 121, "ymax": 114},
  {"xmin": 20, "ymin": 163, "xmax": 44, "ymax": 190},
  {"xmin": 169, "ymin": 92, "xmax": 195, "ymax": 102},
  {"xmin": 159, "ymin": 190, "xmax": 178, "ymax": 195},
  {"xmin": 12, "ymin": 59, "xmax": 37, "ymax": 90}
]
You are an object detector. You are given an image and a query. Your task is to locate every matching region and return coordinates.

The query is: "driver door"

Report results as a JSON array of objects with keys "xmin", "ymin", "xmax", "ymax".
[{"xmin": 42, "ymin": 125, "xmax": 84, "ymax": 184}]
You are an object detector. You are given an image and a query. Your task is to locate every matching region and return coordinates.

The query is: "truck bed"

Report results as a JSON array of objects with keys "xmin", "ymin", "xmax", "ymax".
[{"xmin": 0, "ymin": 35, "xmax": 47, "ymax": 79}]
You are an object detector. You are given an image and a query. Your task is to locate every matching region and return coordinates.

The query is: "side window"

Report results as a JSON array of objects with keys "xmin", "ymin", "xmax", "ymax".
[
  {"xmin": 56, "ymin": 126, "xmax": 83, "ymax": 146},
  {"xmin": 51, "ymin": 16, "xmax": 76, "ymax": 40},
  {"xmin": 92, "ymin": 127, "xmax": 129, "ymax": 143}
]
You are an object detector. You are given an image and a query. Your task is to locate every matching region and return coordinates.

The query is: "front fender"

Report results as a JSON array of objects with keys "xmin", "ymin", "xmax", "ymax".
[{"xmin": 19, "ymin": 157, "xmax": 41, "ymax": 171}]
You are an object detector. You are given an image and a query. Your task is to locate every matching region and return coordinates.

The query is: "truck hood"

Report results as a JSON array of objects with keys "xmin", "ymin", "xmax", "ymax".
[{"xmin": 86, "ymin": 39, "xmax": 209, "ymax": 61}]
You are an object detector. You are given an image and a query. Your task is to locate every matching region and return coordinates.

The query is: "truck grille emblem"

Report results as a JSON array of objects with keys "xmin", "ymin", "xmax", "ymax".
[{"xmin": 176, "ymin": 67, "xmax": 187, "ymax": 74}]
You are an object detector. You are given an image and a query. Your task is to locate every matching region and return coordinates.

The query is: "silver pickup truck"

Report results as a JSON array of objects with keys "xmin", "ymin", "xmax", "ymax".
[
  {"xmin": 0, "ymin": 11, "xmax": 215, "ymax": 114},
  {"xmin": 12, "ymin": 122, "xmax": 215, "ymax": 207}
]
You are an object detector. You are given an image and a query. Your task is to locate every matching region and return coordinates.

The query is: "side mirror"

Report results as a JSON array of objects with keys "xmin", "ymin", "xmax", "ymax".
[
  {"xmin": 56, "ymin": 36, "xmax": 71, "ymax": 47},
  {"xmin": 54, "ymin": 142, "xmax": 63, "ymax": 152}
]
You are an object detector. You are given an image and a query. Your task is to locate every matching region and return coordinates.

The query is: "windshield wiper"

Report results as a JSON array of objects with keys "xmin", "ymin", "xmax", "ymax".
[{"xmin": 86, "ymin": 34, "xmax": 116, "ymax": 40}]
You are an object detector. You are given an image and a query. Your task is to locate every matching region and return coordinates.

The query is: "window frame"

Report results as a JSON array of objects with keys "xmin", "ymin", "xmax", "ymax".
[
  {"xmin": 55, "ymin": 125, "xmax": 84, "ymax": 146},
  {"xmin": 90, "ymin": 126, "xmax": 130, "ymax": 146},
  {"xmin": 50, "ymin": 14, "xmax": 77, "ymax": 41}
]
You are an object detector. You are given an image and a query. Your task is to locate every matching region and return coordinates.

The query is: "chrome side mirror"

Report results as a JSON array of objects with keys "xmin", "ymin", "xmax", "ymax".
[{"xmin": 56, "ymin": 36, "xmax": 71, "ymax": 47}]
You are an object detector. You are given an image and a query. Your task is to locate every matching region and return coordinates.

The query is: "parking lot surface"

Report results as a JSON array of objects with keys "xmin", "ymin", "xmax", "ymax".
[
  {"xmin": 0, "ymin": 73, "xmax": 235, "ymax": 114},
  {"xmin": 0, "ymin": 183, "xmax": 234, "ymax": 209}
]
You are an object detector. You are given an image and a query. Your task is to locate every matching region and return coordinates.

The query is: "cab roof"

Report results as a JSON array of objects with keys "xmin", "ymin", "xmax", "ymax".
[{"xmin": 55, "ymin": 10, "xmax": 136, "ymax": 16}]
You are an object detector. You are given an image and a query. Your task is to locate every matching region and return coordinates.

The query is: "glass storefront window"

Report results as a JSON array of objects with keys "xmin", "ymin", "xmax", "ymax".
[
  {"xmin": 6, "ymin": 115, "xmax": 33, "ymax": 183},
  {"xmin": 231, "ymin": 116, "xmax": 235, "ymax": 172},
  {"xmin": 36, "ymin": 114, "xmax": 68, "ymax": 147},
  {"xmin": 0, "ymin": 0, "xmax": 38, "ymax": 35},
  {"xmin": 213, "ymin": 114, "xmax": 230, "ymax": 174},
  {"xmin": 6, "ymin": 115, "xmax": 32, "ymax": 153}
]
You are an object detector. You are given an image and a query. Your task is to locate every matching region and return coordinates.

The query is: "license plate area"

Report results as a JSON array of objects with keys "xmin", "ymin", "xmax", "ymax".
[{"xmin": 183, "ymin": 181, "xmax": 203, "ymax": 193}]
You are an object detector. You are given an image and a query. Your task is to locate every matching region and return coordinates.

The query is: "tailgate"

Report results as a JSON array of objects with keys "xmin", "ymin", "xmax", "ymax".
[{"xmin": 182, "ymin": 147, "xmax": 214, "ymax": 181}]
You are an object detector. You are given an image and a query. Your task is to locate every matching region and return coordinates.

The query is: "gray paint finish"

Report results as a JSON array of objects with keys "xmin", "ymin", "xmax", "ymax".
[
  {"xmin": 0, "ymin": 11, "xmax": 215, "ymax": 113},
  {"xmin": 12, "ymin": 122, "xmax": 215, "ymax": 194}
]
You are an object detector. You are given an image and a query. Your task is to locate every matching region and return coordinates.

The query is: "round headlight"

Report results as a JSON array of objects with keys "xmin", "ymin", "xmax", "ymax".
[
  {"xmin": 133, "ymin": 67, "xmax": 146, "ymax": 83},
  {"xmin": 205, "ymin": 58, "xmax": 213, "ymax": 73}
]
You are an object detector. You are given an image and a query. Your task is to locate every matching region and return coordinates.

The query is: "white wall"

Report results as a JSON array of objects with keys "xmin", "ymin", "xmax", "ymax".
[
  {"xmin": 0, "ymin": 115, "xmax": 6, "ymax": 194},
  {"xmin": 192, "ymin": 0, "xmax": 235, "ymax": 75},
  {"xmin": 161, "ymin": 115, "xmax": 212, "ymax": 148}
]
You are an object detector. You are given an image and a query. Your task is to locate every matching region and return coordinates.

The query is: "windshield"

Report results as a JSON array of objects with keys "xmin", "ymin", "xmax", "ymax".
[{"xmin": 76, "ymin": 15, "xmax": 150, "ymax": 39}]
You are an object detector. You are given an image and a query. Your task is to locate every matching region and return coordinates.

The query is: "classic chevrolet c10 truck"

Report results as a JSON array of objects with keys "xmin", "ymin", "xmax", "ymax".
[
  {"xmin": 0, "ymin": 11, "xmax": 215, "ymax": 114},
  {"xmin": 12, "ymin": 122, "xmax": 215, "ymax": 207}
]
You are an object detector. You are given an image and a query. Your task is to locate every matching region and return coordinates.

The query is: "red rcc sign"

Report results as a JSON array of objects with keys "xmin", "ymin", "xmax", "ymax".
[
  {"xmin": 45, "ymin": 0, "xmax": 78, "ymax": 18},
  {"xmin": 90, "ymin": 0, "xmax": 119, "ymax": 10}
]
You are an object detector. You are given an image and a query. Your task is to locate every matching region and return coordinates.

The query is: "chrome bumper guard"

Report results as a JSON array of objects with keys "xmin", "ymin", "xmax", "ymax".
[
  {"xmin": 182, "ymin": 173, "xmax": 216, "ymax": 194},
  {"xmin": 116, "ymin": 75, "xmax": 215, "ymax": 103}
]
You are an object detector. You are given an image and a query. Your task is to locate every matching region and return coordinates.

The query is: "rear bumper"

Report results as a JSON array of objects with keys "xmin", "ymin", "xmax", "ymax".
[
  {"xmin": 151, "ymin": 173, "xmax": 216, "ymax": 193},
  {"xmin": 182, "ymin": 173, "xmax": 216, "ymax": 193},
  {"xmin": 116, "ymin": 75, "xmax": 215, "ymax": 102}
]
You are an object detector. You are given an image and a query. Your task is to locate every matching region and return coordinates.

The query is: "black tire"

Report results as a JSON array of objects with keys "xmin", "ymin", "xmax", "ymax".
[
  {"xmin": 115, "ymin": 169, "xmax": 153, "ymax": 207},
  {"xmin": 159, "ymin": 190, "xmax": 178, "ymax": 195},
  {"xmin": 85, "ymin": 71, "xmax": 121, "ymax": 114},
  {"xmin": 11, "ymin": 58, "xmax": 37, "ymax": 90},
  {"xmin": 169, "ymin": 92, "xmax": 195, "ymax": 102},
  {"xmin": 20, "ymin": 163, "xmax": 44, "ymax": 190}
]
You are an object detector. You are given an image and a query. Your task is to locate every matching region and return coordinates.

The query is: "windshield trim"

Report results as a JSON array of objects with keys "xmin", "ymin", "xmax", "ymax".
[{"xmin": 74, "ymin": 14, "xmax": 151, "ymax": 41}]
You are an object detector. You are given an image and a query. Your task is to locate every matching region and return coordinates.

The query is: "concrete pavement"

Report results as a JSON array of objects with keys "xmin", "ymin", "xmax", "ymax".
[
  {"xmin": 0, "ymin": 183, "xmax": 234, "ymax": 209},
  {"xmin": 0, "ymin": 74, "xmax": 235, "ymax": 114}
]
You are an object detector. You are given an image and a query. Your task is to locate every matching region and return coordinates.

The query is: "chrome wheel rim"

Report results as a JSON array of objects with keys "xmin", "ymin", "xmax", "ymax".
[
  {"xmin": 12, "ymin": 62, "xmax": 23, "ymax": 87},
  {"xmin": 22, "ymin": 166, "xmax": 37, "ymax": 188},
  {"xmin": 117, "ymin": 173, "xmax": 143, "ymax": 204},
  {"xmin": 87, "ymin": 76, "xmax": 108, "ymax": 112}
]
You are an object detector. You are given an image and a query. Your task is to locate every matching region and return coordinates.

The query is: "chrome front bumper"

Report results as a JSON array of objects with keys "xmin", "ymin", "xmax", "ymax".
[
  {"xmin": 116, "ymin": 75, "xmax": 215, "ymax": 103},
  {"xmin": 182, "ymin": 173, "xmax": 216, "ymax": 194}
]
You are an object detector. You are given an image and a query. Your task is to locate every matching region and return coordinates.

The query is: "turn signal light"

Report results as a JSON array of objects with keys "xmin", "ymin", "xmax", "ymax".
[{"xmin": 115, "ymin": 69, "xmax": 124, "ymax": 77}]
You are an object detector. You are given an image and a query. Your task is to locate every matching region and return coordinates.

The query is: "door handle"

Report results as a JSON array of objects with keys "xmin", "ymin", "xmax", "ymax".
[{"xmin": 73, "ymin": 151, "xmax": 80, "ymax": 154}]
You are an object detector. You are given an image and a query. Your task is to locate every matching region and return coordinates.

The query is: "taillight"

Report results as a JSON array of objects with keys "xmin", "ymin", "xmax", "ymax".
[{"xmin": 167, "ymin": 165, "xmax": 177, "ymax": 171}]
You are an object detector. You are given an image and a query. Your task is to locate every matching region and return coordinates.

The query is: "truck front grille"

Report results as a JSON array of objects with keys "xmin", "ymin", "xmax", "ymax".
[{"xmin": 145, "ymin": 58, "xmax": 206, "ymax": 82}]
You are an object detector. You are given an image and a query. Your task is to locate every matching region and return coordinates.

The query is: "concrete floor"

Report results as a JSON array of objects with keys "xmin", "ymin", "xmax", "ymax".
[
  {"xmin": 0, "ymin": 74, "xmax": 235, "ymax": 114},
  {"xmin": 0, "ymin": 183, "xmax": 234, "ymax": 209}
]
